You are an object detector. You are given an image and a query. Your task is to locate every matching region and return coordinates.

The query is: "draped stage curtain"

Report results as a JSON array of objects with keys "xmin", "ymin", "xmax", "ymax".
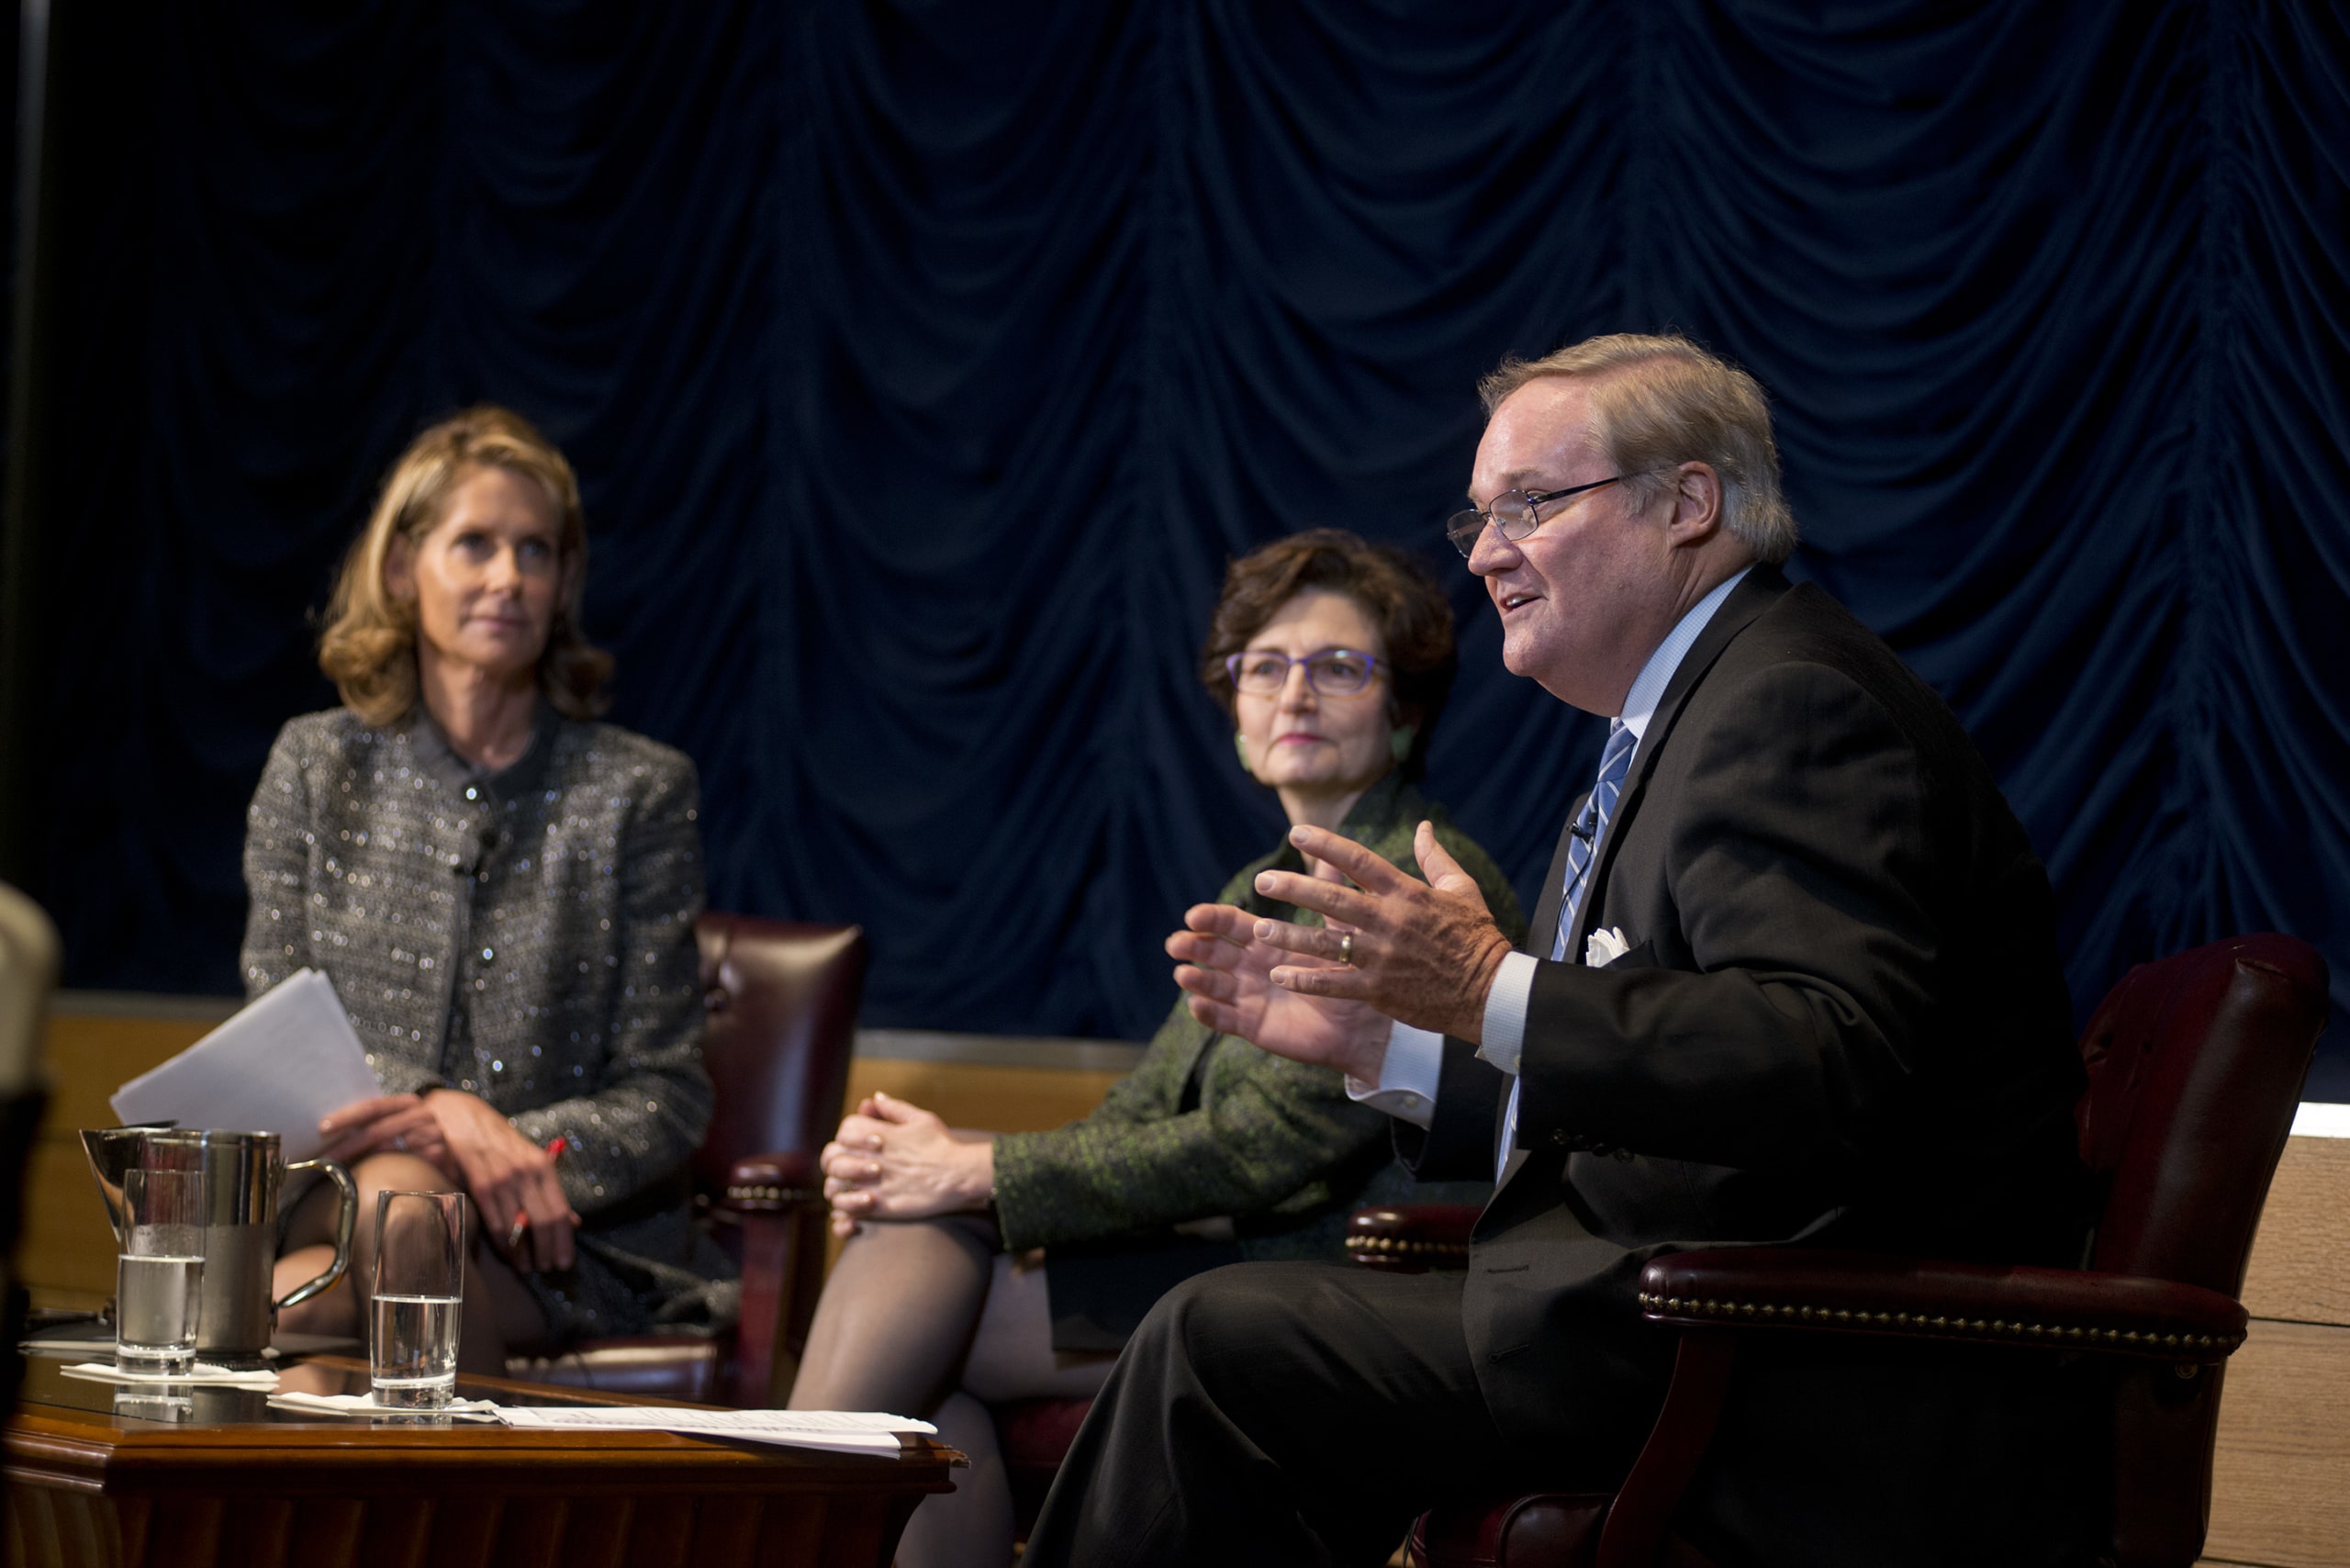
[{"xmin": 24, "ymin": 1, "xmax": 2349, "ymax": 1095}]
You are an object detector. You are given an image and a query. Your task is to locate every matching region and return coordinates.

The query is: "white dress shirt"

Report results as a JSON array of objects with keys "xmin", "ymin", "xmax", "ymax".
[{"xmin": 1348, "ymin": 568, "xmax": 1751, "ymax": 1175}]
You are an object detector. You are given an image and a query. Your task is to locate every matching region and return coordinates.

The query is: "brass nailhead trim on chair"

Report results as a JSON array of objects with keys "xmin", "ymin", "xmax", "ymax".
[
  {"xmin": 1634, "ymin": 1290, "xmax": 2244, "ymax": 1357},
  {"xmin": 724, "ymin": 1184, "xmax": 820, "ymax": 1204},
  {"xmin": 1344, "ymin": 1234, "xmax": 1472, "ymax": 1260}
]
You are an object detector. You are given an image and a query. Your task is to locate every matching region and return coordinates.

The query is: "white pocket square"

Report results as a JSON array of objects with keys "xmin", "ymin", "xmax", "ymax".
[{"xmin": 1584, "ymin": 926, "xmax": 1631, "ymax": 967}]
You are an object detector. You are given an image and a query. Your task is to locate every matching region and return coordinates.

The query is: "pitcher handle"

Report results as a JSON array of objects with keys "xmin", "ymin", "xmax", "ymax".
[{"xmin": 274, "ymin": 1157, "xmax": 357, "ymax": 1312}]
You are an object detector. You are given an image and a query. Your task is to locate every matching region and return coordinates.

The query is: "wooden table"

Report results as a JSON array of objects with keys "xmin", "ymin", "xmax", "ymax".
[{"xmin": 2, "ymin": 1354, "xmax": 957, "ymax": 1568}]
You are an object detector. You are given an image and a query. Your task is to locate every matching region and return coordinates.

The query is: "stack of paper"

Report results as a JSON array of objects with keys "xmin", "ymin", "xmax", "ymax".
[
  {"xmin": 109, "ymin": 969, "xmax": 382, "ymax": 1161},
  {"xmin": 494, "ymin": 1405, "xmax": 940, "ymax": 1457}
]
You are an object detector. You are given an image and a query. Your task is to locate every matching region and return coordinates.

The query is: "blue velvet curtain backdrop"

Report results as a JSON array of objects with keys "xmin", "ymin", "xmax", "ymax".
[{"xmin": 28, "ymin": 1, "xmax": 2350, "ymax": 1095}]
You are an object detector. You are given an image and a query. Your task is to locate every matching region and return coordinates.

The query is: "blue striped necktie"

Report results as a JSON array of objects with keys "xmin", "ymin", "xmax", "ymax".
[
  {"xmin": 1552, "ymin": 720, "xmax": 1637, "ymax": 961},
  {"xmin": 1497, "ymin": 718, "xmax": 1641, "ymax": 1181}
]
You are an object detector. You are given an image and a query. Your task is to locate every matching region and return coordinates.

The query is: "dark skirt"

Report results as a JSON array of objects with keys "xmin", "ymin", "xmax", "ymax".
[{"xmin": 1044, "ymin": 1229, "xmax": 1245, "ymax": 1353}]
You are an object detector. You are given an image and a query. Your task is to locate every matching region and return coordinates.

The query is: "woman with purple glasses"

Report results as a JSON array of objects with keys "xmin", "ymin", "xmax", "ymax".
[{"xmin": 789, "ymin": 528, "xmax": 1523, "ymax": 1568}]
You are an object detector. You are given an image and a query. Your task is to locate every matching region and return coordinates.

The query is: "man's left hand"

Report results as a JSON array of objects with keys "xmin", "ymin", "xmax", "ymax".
[{"xmin": 1250, "ymin": 821, "xmax": 1516, "ymax": 1043}]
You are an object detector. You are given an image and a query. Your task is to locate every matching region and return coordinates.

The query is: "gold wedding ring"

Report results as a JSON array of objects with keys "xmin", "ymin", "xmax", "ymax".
[{"xmin": 1339, "ymin": 933, "xmax": 1355, "ymax": 965}]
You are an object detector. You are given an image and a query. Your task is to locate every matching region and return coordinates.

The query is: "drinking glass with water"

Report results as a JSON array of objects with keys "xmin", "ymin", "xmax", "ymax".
[
  {"xmin": 117, "ymin": 1165, "xmax": 207, "ymax": 1373},
  {"xmin": 371, "ymin": 1190, "xmax": 465, "ymax": 1409}
]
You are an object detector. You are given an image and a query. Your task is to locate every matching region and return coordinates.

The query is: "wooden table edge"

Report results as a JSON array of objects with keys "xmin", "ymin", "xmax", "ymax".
[{"xmin": 7, "ymin": 1356, "xmax": 962, "ymax": 1497}]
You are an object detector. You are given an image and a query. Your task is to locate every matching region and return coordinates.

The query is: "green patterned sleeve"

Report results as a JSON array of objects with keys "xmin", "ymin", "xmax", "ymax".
[
  {"xmin": 1080, "ymin": 997, "xmax": 1205, "ymax": 1128},
  {"xmin": 990, "ymin": 1045, "xmax": 1389, "ymax": 1252},
  {"xmin": 988, "ymin": 808, "xmax": 1517, "ymax": 1254}
]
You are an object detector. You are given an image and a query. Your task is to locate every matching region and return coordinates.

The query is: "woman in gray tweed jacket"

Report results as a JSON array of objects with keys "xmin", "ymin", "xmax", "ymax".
[
  {"xmin": 252, "ymin": 407, "xmax": 731, "ymax": 1370},
  {"xmin": 789, "ymin": 531, "xmax": 1525, "ymax": 1568}
]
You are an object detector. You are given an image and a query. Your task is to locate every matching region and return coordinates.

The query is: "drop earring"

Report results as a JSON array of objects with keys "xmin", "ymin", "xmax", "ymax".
[
  {"xmin": 1389, "ymin": 725, "xmax": 1416, "ymax": 765},
  {"xmin": 1234, "ymin": 732, "xmax": 1250, "ymax": 770}
]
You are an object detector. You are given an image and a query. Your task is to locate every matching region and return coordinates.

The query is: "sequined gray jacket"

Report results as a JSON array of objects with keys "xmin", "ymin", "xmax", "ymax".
[{"xmin": 241, "ymin": 707, "xmax": 733, "ymax": 1340}]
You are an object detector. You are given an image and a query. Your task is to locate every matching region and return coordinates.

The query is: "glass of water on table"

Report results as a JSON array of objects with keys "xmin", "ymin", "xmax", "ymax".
[
  {"xmin": 117, "ymin": 1165, "xmax": 207, "ymax": 1374},
  {"xmin": 372, "ymin": 1190, "xmax": 465, "ymax": 1409}
]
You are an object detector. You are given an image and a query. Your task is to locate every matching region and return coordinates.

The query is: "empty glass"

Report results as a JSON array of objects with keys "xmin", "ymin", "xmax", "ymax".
[
  {"xmin": 116, "ymin": 1166, "xmax": 207, "ymax": 1374},
  {"xmin": 371, "ymin": 1190, "xmax": 465, "ymax": 1409}
]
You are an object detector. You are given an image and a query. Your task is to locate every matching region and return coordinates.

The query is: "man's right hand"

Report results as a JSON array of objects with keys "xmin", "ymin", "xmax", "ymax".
[{"xmin": 1168, "ymin": 903, "xmax": 1392, "ymax": 1083}]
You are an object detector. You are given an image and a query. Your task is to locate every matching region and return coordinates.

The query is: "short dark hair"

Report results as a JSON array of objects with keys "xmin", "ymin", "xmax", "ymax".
[{"xmin": 1199, "ymin": 529, "xmax": 1458, "ymax": 780}]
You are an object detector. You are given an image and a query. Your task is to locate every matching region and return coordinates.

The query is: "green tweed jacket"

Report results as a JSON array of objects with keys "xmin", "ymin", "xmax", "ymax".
[{"xmin": 991, "ymin": 773, "xmax": 1526, "ymax": 1258}]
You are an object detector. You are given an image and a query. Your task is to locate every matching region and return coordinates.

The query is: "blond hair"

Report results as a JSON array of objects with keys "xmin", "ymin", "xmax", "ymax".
[
  {"xmin": 1478, "ymin": 333, "xmax": 1797, "ymax": 565},
  {"xmin": 318, "ymin": 406, "xmax": 611, "ymax": 726}
]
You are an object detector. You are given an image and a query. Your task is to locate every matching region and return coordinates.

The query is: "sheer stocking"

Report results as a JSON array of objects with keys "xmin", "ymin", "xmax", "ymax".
[
  {"xmin": 789, "ymin": 1216, "xmax": 1115, "ymax": 1568},
  {"xmin": 789, "ymin": 1212, "xmax": 999, "ymax": 1415}
]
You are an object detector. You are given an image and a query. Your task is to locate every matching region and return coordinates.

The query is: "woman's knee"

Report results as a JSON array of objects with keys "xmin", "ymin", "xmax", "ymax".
[
  {"xmin": 279, "ymin": 1152, "xmax": 449, "ymax": 1292},
  {"xmin": 272, "ymin": 1244, "xmax": 354, "ymax": 1334},
  {"xmin": 285, "ymin": 1152, "xmax": 464, "ymax": 1296},
  {"xmin": 349, "ymin": 1154, "xmax": 461, "ymax": 1240},
  {"xmin": 351, "ymin": 1151, "xmax": 458, "ymax": 1204}
]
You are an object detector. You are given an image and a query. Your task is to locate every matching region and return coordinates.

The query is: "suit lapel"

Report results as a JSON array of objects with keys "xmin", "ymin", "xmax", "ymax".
[{"xmin": 1561, "ymin": 565, "xmax": 1790, "ymax": 961}]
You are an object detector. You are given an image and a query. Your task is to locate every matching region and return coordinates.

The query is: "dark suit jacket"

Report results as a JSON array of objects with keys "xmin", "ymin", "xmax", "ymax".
[{"xmin": 1400, "ymin": 566, "xmax": 2090, "ymax": 1469}]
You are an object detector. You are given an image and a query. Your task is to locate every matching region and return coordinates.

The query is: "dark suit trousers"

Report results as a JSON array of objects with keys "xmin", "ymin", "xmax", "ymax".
[
  {"xmin": 1022, "ymin": 1260, "xmax": 1584, "ymax": 1568},
  {"xmin": 1021, "ymin": 1263, "xmax": 2112, "ymax": 1568}
]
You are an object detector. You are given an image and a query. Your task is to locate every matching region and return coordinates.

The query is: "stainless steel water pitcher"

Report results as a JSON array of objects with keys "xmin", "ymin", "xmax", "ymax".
[{"xmin": 81, "ymin": 1126, "xmax": 355, "ymax": 1360}]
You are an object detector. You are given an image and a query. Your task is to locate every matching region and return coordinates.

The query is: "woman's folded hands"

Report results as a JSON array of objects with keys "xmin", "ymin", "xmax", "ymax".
[{"xmin": 820, "ymin": 1092, "xmax": 995, "ymax": 1238}]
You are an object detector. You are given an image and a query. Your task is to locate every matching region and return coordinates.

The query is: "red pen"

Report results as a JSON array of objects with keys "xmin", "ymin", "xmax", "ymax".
[{"xmin": 506, "ymin": 1138, "xmax": 572, "ymax": 1249}]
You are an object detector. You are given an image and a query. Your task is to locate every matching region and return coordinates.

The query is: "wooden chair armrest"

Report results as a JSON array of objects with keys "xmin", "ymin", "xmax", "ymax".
[
  {"xmin": 722, "ymin": 1150, "xmax": 822, "ymax": 1212},
  {"xmin": 1639, "ymin": 1248, "xmax": 2247, "ymax": 1362},
  {"xmin": 1345, "ymin": 1203, "xmax": 1483, "ymax": 1271},
  {"xmin": 1592, "ymin": 1247, "xmax": 2247, "ymax": 1566},
  {"xmin": 723, "ymin": 1162, "xmax": 830, "ymax": 1406}
]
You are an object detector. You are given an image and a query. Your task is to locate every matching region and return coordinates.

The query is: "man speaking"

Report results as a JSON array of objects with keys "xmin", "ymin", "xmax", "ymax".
[{"xmin": 1024, "ymin": 335, "xmax": 2094, "ymax": 1565}]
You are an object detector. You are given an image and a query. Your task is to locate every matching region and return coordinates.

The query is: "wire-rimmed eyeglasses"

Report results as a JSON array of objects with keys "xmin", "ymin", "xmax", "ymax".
[
  {"xmin": 1223, "ymin": 648, "xmax": 1383, "ymax": 698},
  {"xmin": 1444, "ymin": 474, "xmax": 1641, "ymax": 558}
]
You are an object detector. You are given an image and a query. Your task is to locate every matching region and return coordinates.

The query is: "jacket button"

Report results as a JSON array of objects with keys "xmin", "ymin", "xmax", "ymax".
[{"xmin": 1549, "ymin": 1129, "xmax": 1570, "ymax": 1147}]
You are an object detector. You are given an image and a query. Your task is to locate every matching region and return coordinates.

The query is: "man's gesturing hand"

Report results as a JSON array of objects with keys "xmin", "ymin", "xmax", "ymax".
[
  {"xmin": 1248, "ymin": 821, "xmax": 1515, "ymax": 1043},
  {"xmin": 1168, "ymin": 900, "xmax": 1392, "ymax": 1082}
]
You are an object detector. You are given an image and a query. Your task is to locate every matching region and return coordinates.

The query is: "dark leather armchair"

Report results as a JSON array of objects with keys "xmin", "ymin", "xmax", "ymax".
[
  {"xmin": 1355, "ymin": 933, "xmax": 2330, "ymax": 1568},
  {"xmin": 509, "ymin": 912, "xmax": 868, "ymax": 1406}
]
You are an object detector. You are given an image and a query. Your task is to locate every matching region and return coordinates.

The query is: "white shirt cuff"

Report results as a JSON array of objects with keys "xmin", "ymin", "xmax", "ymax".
[
  {"xmin": 1476, "ymin": 950, "xmax": 1539, "ymax": 1077},
  {"xmin": 1345, "ymin": 1018, "xmax": 1442, "ymax": 1129}
]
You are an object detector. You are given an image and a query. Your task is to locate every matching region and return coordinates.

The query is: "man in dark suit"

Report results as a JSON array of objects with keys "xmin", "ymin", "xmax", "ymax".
[{"xmin": 1022, "ymin": 334, "xmax": 2091, "ymax": 1566}]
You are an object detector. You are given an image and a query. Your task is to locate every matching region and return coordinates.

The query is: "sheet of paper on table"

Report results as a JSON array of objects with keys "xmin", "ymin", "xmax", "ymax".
[
  {"xmin": 110, "ymin": 969, "xmax": 382, "ymax": 1162},
  {"xmin": 493, "ymin": 1405, "xmax": 939, "ymax": 1457}
]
